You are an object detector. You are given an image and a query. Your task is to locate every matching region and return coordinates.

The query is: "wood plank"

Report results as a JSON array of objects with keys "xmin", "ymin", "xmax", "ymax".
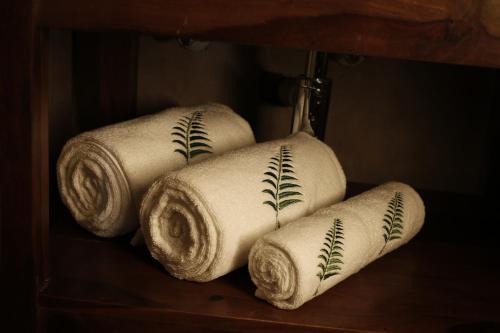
[
  {"xmin": 484, "ymin": 71, "xmax": 500, "ymax": 249},
  {"xmin": 42, "ymin": 196, "xmax": 500, "ymax": 333},
  {"xmin": 46, "ymin": 307, "xmax": 370, "ymax": 333},
  {"xmin": 73, "ymin": 32, "xmax": 138, "ymax": 131},
  {"xmin": 0, "ymin": 1, "xmax": 50, "ymax": 332},
  {"xmin": 39, "ymin": 0, "xmax": 500, "ymax": 68}
]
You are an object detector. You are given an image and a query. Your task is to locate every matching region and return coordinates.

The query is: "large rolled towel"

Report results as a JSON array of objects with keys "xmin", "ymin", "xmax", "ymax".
[
  {"xmin": 57, "ymin": 104, "xmax": 255, "ymax": 237},
  {"xmin": 248, "ymin": 182, "xmax": 425, "ymax": 309},
  {"xmin": 140, "ymin": 132, "xmax": 346, "ymax": 282}
]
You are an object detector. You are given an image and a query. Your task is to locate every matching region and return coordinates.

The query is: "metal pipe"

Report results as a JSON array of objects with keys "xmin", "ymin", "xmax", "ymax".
[
  {"xmin": 291, "ymin": 50, "xmax": 331, "ymax": 140},
  {"xmin": 291, "ymin": 50, "xmax": 316, "ymax": 136}
]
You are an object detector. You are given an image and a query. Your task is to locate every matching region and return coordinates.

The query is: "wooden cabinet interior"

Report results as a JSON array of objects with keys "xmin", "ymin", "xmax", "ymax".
[{"xmin": 1, "ymin": 1, "xmax": 500, "ymax": 332}]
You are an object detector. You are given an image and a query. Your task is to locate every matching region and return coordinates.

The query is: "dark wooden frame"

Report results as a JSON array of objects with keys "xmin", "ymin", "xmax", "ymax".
[{"xmin": 1, "ymin": 2, "xmax": 49, "ymax": 332}]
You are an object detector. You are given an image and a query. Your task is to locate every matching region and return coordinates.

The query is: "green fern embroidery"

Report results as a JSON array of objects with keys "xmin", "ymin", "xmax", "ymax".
[
  {"xmin": 261, "ymin": 145, "xmax": 303, "ymax": 229},
  {"xmin": 315, "ymin": 218, "xmax": 344, "ymax": 295},
  {"xmin": 171, "ymin": 111, "xmax": 212, "ymax": 163},
  {"xmin": 379, "ymin": 191, "xmax": 404, "ymax": 255}
]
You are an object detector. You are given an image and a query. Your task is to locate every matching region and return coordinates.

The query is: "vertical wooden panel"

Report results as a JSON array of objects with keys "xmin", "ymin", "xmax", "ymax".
[
  {"xmin": 485, "ymin": 70, "xmax": 500, "ymax": 234},
  {"xmin": 32, "ymin": 30, "xmax": 51, "ymax": 333},
  {"xmin": 73, "ymin": 32, "xmax": 138, "ymax": 130},
  {"xmin": 0, "ymin": 0, "xmax": 49, "ymax": 332}
]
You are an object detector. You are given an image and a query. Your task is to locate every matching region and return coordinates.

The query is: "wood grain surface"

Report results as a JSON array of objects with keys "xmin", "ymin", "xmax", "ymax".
[
  {"xmin": 39, "ymin": 0, "xmax": 500, "ymax": 68},
  {"xmin": 41, "ymin": 199, "xmax": 500, "ymax": 333},
  {"xmin": 73, "ymin": 32, "xmax": 138, "ymax": 131},
  {"xmin": 0, "ymin": 1, "xmax": 50, "ymax": 332}
]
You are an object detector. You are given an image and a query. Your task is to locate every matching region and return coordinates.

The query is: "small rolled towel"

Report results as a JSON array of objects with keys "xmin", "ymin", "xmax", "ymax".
[
  {"xmin": 57, "ymin": 104, "xmax": 255, "ymax": 237},
  {"xmin": 248, "ymin": 182, "xmax": 425, "ymax": 309},
  {"xmin": 140, "ymin": 132, "xmax": 346, "ymax": 282}
]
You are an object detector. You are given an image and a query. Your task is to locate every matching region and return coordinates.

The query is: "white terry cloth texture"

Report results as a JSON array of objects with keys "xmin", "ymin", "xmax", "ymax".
[
  {"xmin": 140, "ymin": 131, "xmax": 346, "ymax": 282},
  {"xmin": 57, "ymin": 103, "xmax": 255, "ymax": 237},
  {"xmin": 248, "ymin": 182, "xmax": 425, "ymax": 310}
]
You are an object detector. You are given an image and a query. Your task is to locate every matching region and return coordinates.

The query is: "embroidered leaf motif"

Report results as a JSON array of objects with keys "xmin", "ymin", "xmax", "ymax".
[
  {"xmin": 261, "ymin": 145, "xmax": 303, "ymax": 229},
  {"xmin": 379, "ymin": 191, "xmax": 404, "ymax": 255},
  {"xmin": 171, "ymin": 111, "xmax": 212, "ymax": 163},
  {"xmin": 315, "ymin": 218, "xmax": 344, "ymax": 295}
]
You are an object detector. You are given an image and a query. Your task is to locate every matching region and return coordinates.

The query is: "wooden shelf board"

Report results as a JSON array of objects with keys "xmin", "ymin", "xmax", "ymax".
[
  {"xmin": 41, "ymin": 206, "xmax": 500, "ymax": 332},
  {"xmin": 39, "ymin": 0, "xmax": 500, "ymax": 69}
]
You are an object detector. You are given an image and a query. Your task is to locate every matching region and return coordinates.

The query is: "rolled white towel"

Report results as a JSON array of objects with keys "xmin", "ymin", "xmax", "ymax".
[
  {"xmin": 248, "ymin": 182, "xmax": 425, "ymax": 309},
  {"xmin": 57, "ymin": 103, "xmax": 255, "ymax": 237},
  {"xmin": 140, "ymin": 132, "xmax": 346, "ymax": 282}
]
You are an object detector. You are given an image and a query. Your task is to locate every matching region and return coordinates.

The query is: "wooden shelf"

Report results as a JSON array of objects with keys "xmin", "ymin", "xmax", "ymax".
[
  {"xmin": 42, "ymin": 201, "xmax": 500, "ymax": 333},
  {"xmin": 39, "ymin": 0, "xmax": 500, "ymax": 69},
  {"xmin": 4, "ymin": 0, "xmax": 500, "ymax": 331}
]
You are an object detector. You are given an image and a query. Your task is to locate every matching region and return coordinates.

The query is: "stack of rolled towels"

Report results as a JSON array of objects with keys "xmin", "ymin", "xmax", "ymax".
[{"xmin": 57, "ymin": 103, "xmax": 425, "ymax": 310}]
